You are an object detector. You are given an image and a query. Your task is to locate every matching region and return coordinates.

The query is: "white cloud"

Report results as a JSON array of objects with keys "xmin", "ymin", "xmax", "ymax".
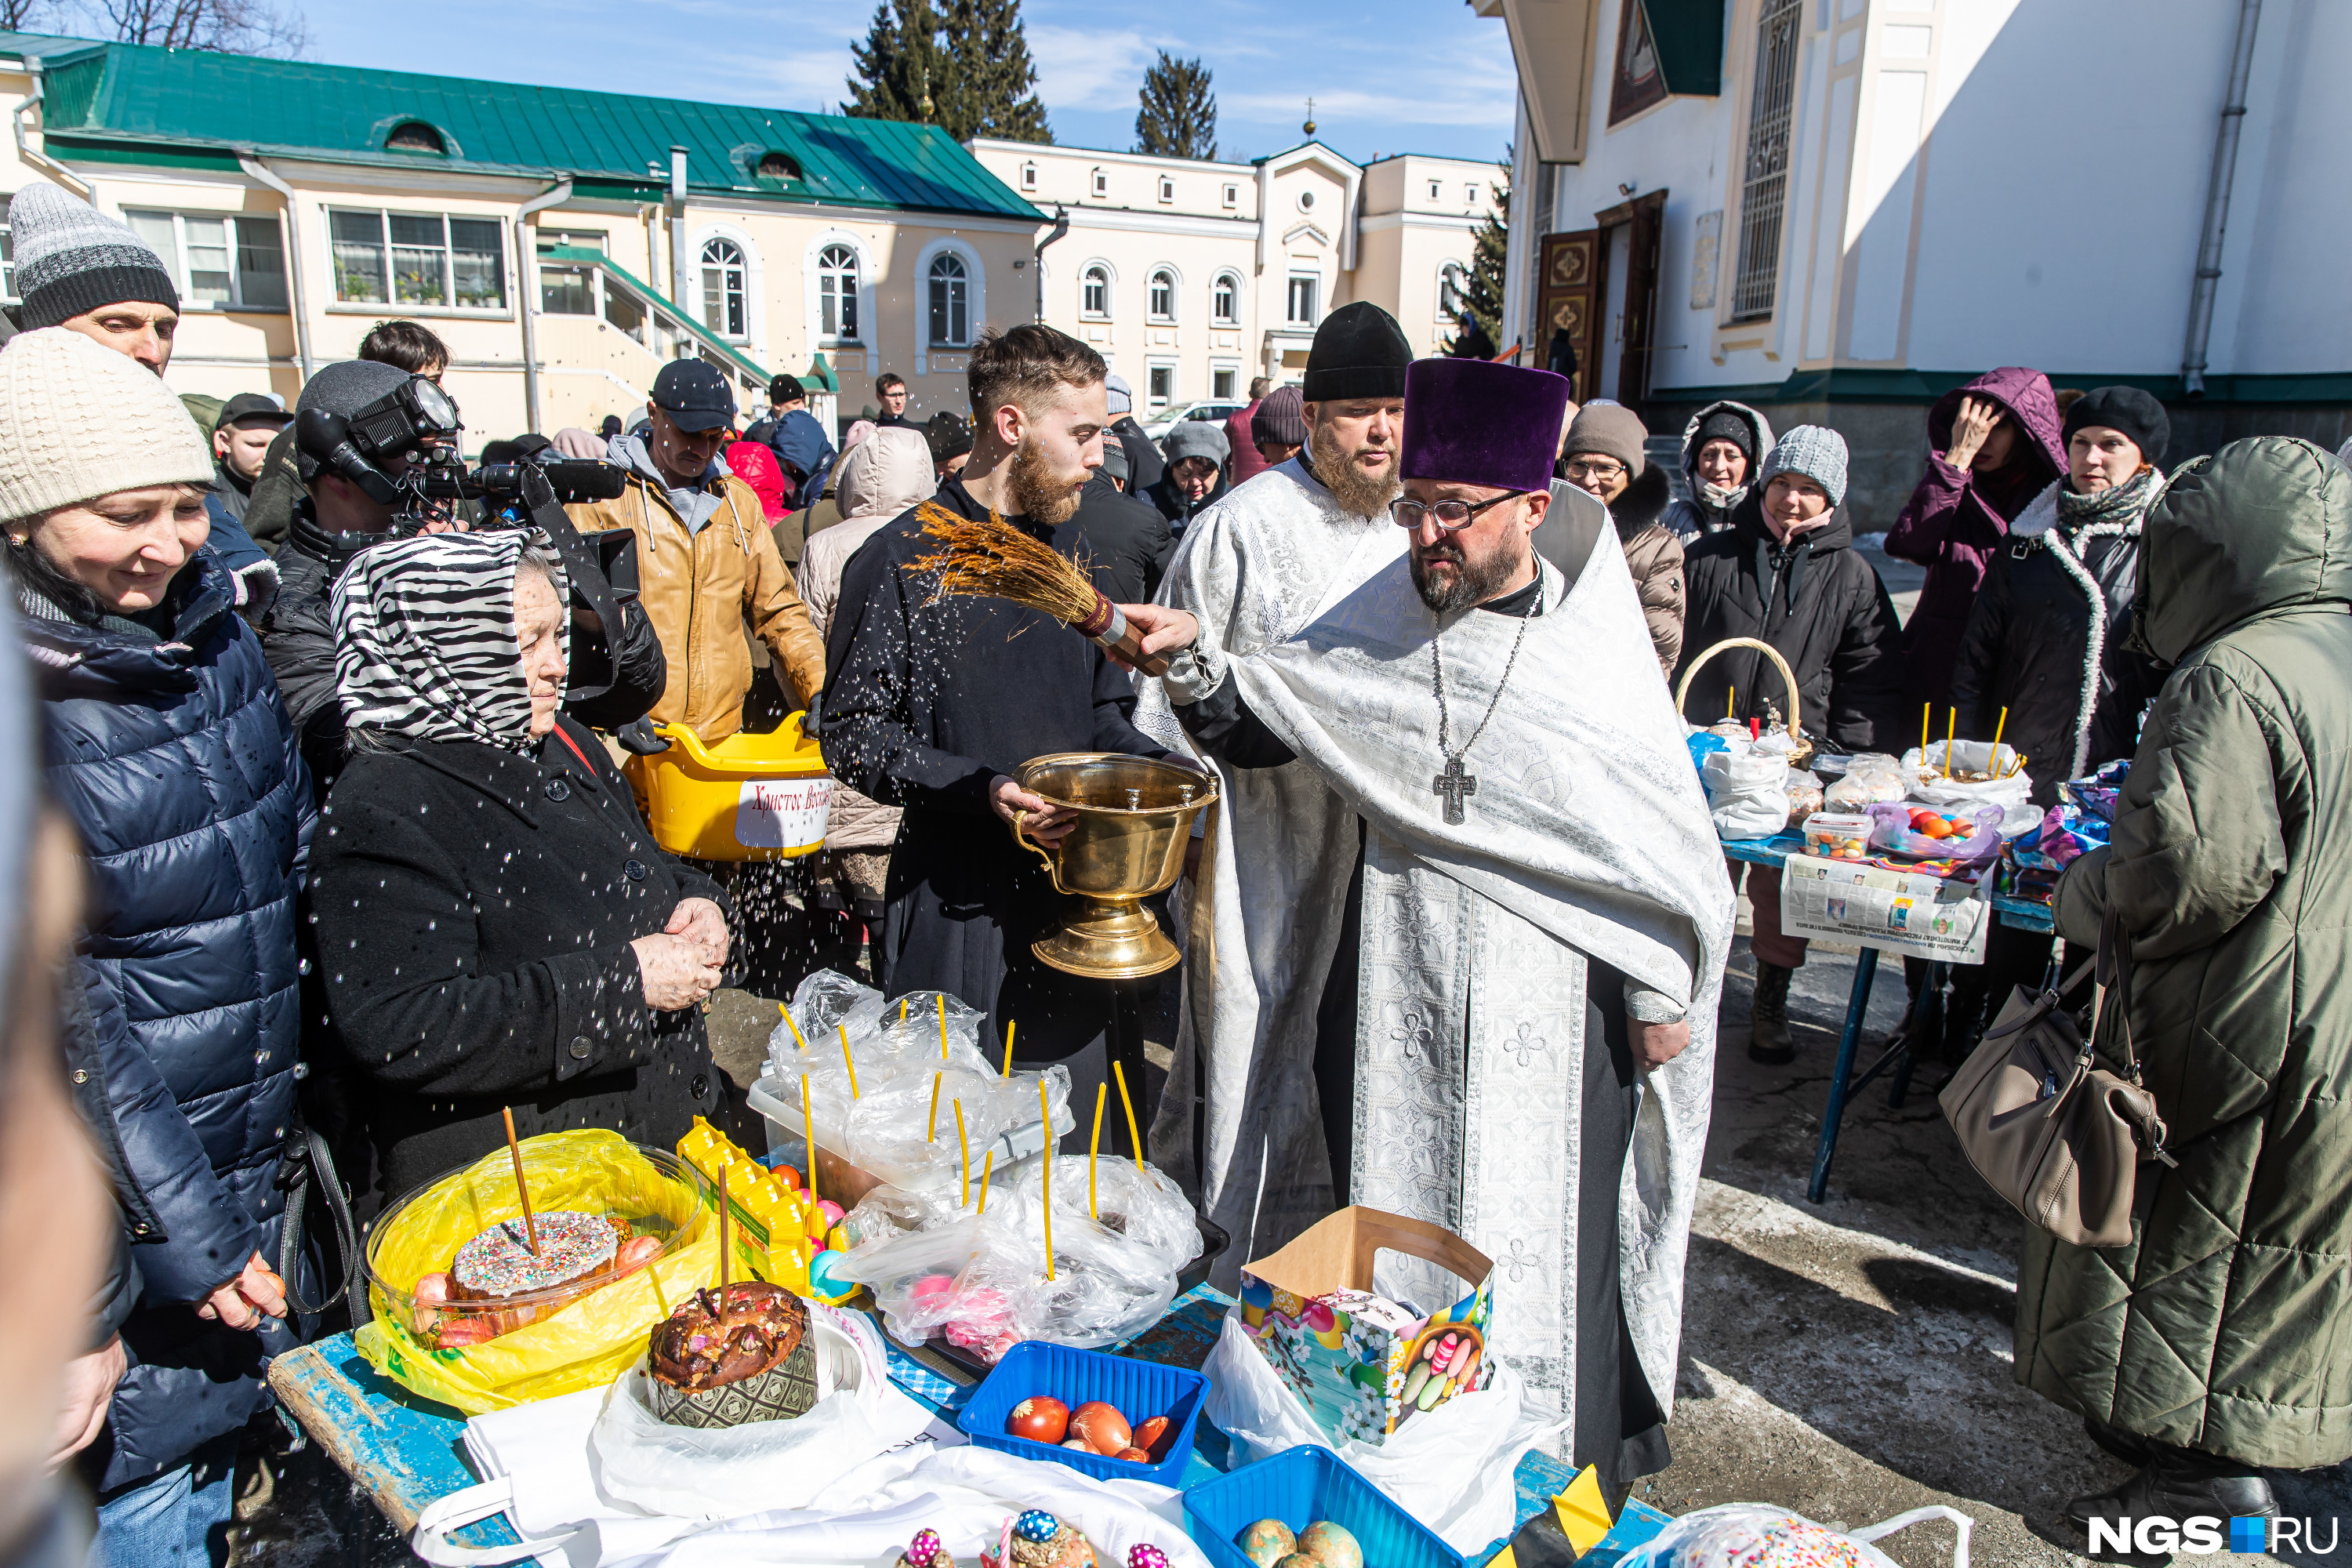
[{"xmin": 1027, "ymin": 23, "xmax": 1163, "ymax": 114}]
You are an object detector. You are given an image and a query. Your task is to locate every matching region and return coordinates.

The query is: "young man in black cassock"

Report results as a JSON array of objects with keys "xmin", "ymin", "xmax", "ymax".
[{"xmin": 818, "ymin": 325, "xmax": 1178, "ymax": 1142}]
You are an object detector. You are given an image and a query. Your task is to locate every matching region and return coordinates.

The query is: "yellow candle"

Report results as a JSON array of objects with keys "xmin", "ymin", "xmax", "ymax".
[
  {"xmin": 953, "ymin": 1098, "xmax": 970, "ymax": 1210},
  {"xmin": 1113, "ymin": 1060, "xmax": 1144, "ymax": 1170},
  {"xmin": 1921, "ymin": 702, "xmax": 1931, "ymax": 758},
  {"xmin": 1088, "ymin": 1082, "xmax": 1106, "ymax": 1220},
  {"xmin": 1991, "ymin": 705, "xmax": 2009, "ymax": 766},
  {"xmin": 837, "ymin": 1025, "xmax": 859, "ymax": 1099},
  {"xmin": 800, "ymin": 1073, "xmax": 818, "ymax": 1209},
  {"xmin": 1036, "ymin": 1077, "xmax": 1054, "ymax": 1279},
  {"xmin": 927, "ymin": 1069, "xmax": 942, "ymax": 1142},
  {"xmin": 778, "ymin": 1001, "xmax": 809, "ymax": 1054},
  {"xmin": 977, "ymin": 1149, "xmax": 995, "ymax": 1215},
  {"xmin": 1944, "ymin": 707, "xmax": 1956, "ymax": 778},
  {"xmin": 937, "ymin": 993, "xmax": 948, "ymax": 1060},
  {"xmin": 1001, "ymin": 1019, "xmax": 1016, "ymax": 1076}
]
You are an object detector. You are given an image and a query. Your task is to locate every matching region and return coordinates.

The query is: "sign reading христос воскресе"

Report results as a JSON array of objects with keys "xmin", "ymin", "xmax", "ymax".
[{"xmin": 2086, "ymin": 1515, "xmax": 2339, "ymax": 1555}]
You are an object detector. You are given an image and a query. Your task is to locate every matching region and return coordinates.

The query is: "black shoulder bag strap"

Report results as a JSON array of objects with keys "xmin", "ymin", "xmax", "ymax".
[
  {"xmin": 277, "ymin": 1126, "xmax": 364, "ymax": 1323},
  {"xmin": 518, "ymin": 465, "xmax": 632, "ymax": 707}
]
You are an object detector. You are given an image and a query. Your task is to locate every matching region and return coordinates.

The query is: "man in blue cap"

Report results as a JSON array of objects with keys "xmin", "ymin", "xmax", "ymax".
[
  {"xmin": 566, "ymin": 358, "xmax": 826, "ymax": 743},
  {"xmin": 1123, "ymin": 355, "xmax": 1730, "ymax": 1499}
]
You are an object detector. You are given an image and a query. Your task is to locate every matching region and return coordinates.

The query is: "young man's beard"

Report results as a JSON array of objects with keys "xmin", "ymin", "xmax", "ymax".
[
  {"xmin": 1309, "ymin": 420, "xmax": 1401, "ymax": 519},
  {"xmin": 1410, "ymin": 533, "xmax": 1528, "ymax": 613},
  {"xmin": 1008, "ymin": 437, "xmax": 1086, "ymax": 527}
]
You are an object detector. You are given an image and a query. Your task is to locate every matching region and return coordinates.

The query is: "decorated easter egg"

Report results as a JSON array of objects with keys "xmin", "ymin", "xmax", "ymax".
[
  {"xmin": 808, "ymin": 1248, "xmax": 853, "ymax": 1298},
  {"xmin": 1239, "ymin": 1277, "xmax": 1274, "ymax": 1308},
  {"xmin": 909, "ymin": 1272, "xmax": 958, "ymax": 1304},
  {"xmin": 1132, "ymin": 1414, "xmax": 1171, "ymax": 1459},
  {"xmin": 1236, "ymin": 1519, "xmax": 1295, "ymax": 1568},
  {"xmin": 1240, "ymin": 1302, "xmax": 1266, "ymax": 1330},
  {"xmin": 906, "ymin": 1530, "xmax": 947, "ymax": 1568},
  {"xmin": 1061, "ymin": 1439, "xmax": 1091, "ymax": 1451},
  {"xmin": 1128, "ymin": 1547, "xmax": 1169, "ymax": 1568},
  {"xmin": 1297, "ymin": 1523, "xmax": 1363, "ymax": 1568},
  {"xmin": 1006, "ymin": 1396, "xmax": 1070, "ymax": 1444},
  {"xmin": 1069, "ymin": 1400, "xmax": 1131, "ymax": 1455},
  {"xmin": 1115, "ymin": 1447, "xmax": 1149, "ymax": 1462},
  {"xmin": 818, "ymin": 1198, "xmax": 845, "ymax": 1227},
  {"xmin": 1301, "ymin": 1300, "xmax": 1335, "ymax": 1334},
  {"xmin": 1273, "ymin": 1553, "xmax": 1319, "ymax": 1568},
  {"xmin": 773, "ymin": 1164, "xmax": 801, "ymax": 1190},
  {"xmin": 1015, "ymin": 1511, "xmax": 1062, "ymax": 1543}
]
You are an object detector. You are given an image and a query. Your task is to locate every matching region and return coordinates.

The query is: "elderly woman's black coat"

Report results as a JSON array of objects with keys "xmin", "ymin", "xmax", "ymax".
[{"xmin": 307, "ymin": 715, "xmax": 728, "ymax": 1208}]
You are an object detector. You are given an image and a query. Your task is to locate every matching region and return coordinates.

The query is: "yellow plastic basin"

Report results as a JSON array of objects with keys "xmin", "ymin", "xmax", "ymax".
[{"xmin": 623, "ymin": 717, "xmax": 833, "ymax": 862}]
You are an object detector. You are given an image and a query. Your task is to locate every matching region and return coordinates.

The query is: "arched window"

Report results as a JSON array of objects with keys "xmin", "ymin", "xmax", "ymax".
[
  {"xmin": 1438, "ymin": 261, "xmax": 1468, "ymax": 321},
  {"xmin": 1148, "ymin": 268, "xmax": 1175, "ymax": 322},
  {"xmin": 928, "ymin": 251, "xmax": 969, "ymax": 347},
  {"xmin": 1211, "ymin": 272, "xmax": 1240, "ymax": 325},
  {"xmin": 818, "ymin": 243, "xmax": 860, "ymax": 342},
  {"xmin": 700, "ymin": 237, "xmax": 746, "ymax": 338},
  {"xmin": 1081, "ymin": 263, "xmax": 1110, "ymax": 318},
  {"xmin": 385, "ymin": 121, "xmax": 445, "ymax": 154}
]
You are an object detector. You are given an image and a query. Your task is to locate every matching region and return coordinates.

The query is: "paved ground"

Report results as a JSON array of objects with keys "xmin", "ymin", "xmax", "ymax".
[{"xmin": 230, "ymin": 895, "xmax": 2347, "ymax": 1566}]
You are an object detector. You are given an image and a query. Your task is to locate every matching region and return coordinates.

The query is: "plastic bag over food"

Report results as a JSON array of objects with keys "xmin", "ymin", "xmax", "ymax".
[
  {"xmin": 1824, "ymin": 753, "xmax": 1906, "ymax": 809},
  {"xmin": 1011, "ymin": 1156, "xmax": 1202, "ymax": 1272},
  {"xmin": 354, "ymin": 1130, "xmax": 717, "ymax": 1414},
  {"xmin": 837, "ymin": 1191, "xmax": 1178, "ymax": 1365},
  {"xmin": 1900, "ymin": 742, "xmax": 2031, "ymax": 808},
  {"xmin": 1700, "ymin": 747, "xmax": 1789, "ymax": 840},
  {"xmin": 1865, "ymin": 802, "xmax": 2006, "ymax": 862},
  {"xmin": 765, "ymin": 971, "xmax": 1074, "ymax": 1188},
  {"xmin": 1613, "ymin": 1502, "xmax": 1973, "ymax": 1568}
]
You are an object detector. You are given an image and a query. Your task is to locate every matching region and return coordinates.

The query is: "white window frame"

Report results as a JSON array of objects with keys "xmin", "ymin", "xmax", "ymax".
[
  {"xmin": 1147, "ymin": 266, "xmax": 1178, "ymax": 324},
  {"xmin": 1021, "ymin": 162, "xmax": 1038, "ymax": 191},
  {"xmin": 1465, "ymin": 183, "xmax": 1479, "ymax": 204},
  {"xmin": 688, "ymin": 222, "xmax": 764, "ymax": 354},
  {"xmin": 699, "ymin": 236, "xmax": 749, "ymax": 340},
  {"xmin": 1210, "ymin": 361, "xmax": 1240, "ymax": 401},
  {"xmin": 1210, "ymin": 270, "xmax": 1241, "ymax": 326},
  {"xmin": 1221, "ymin": 183, "xmax": 1237, "ymax": 208},
  {"xmin": 124, "ymin": 208, "xmax": 289, "ymax": 311},
  {"xmin": 816, "ymin": 241, "xmax": 862, "ymax": 343},
  {"xmin": 1157, "ymin": 176, "xmax": 1174, "ymax": 204},
  {"xmin": 1428, "ymin": 180, "xmax": 1441, "ymax": 201},
  {"xmin": 328, "ymin": 206, "xmax": 509, "ymax": 314},
  {"xmin": 1145, "ymin": 359, "xmax": 1178, "ymax": 408},
  {"xmin": 1080, "ymin": 260, "xmax": 1114, "ymax": 320},
  {"xmin": 1437, "ymin": 261, "xmax": 1469, "ymax": 323},
  {"xmin": 1286, "ymin": 273, "xmax": 1319, "ymax": 326},
  {"xmin": 1091, "ymin": 167, "xmax": 1108, "ymax": 198},
  {"xmin": 913, "ymin": 236, "xmax": 985, "ymax": 354},
  {"xmin": 804, "ymin": 229, "xmax": 877, "ymax": 354}
]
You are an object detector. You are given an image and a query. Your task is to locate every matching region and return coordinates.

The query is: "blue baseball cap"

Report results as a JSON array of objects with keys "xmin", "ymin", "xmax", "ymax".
[{"xmin": 651, "ymin": 358, "xmax": 736, "ymax": 433}]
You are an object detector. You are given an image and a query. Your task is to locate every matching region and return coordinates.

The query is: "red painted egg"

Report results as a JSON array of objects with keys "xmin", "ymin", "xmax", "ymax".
[
  {"xmin": 1132, "ymin": 1414, "xmax": 1171, "ymax": 1458},
  {"xmin": 1069, "ymin": 1400, "xmax": 1132, "ymax": 1456},
  {"xmin": 1116, "ymin": 1446, "xmax": 1150, "ymax": 1462},
  {"xmin": 1007, "ymin": 1396, "xmax": 1070, "ymax": 1444}
]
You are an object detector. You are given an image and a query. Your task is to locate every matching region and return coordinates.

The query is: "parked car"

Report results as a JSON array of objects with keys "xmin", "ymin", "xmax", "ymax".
[{"xmin": 1143, "ymin": 400, "xmax": 1248, "ymax": 441}]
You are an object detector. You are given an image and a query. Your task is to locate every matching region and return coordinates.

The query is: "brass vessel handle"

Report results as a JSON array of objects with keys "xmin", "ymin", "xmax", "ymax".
[{"xmin": 1008, "ymin": 807, "xmax": 1072, "ymax": 893}]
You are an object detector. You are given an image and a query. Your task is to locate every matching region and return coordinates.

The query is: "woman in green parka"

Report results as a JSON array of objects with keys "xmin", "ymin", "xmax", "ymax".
[{"xmin": 2021, "ymin": 437, "xmax": 2352, "ymax": 1535}]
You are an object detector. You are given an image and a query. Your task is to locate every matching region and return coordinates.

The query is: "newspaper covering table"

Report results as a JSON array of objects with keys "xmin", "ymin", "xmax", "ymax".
[{"xmin": 1778, "ymin": 851, "xmax": 1993, "ymax": 964}]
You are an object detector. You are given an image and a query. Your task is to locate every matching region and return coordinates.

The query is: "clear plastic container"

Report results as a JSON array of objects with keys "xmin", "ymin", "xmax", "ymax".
[
  {"xmin": 365, "ymin": 1139, "xmax": 712, "ymax": 1349},
  {"xmin": 1802, "ymin": 811, "xmax": 1875, "ymax": 861}
]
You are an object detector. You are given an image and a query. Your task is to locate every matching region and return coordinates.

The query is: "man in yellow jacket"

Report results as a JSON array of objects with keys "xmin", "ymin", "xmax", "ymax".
[{"xmin": 568, "ymin": 360, "xmax": 826, "ymax": 741}]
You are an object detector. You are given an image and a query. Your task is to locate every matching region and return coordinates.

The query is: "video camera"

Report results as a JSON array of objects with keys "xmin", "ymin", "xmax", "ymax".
[{"xmin": 296, "ymin": 378, "xmax": 626, "ymax": 533}]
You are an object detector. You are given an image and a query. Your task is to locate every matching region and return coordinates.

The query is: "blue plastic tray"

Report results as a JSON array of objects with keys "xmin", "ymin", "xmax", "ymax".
[
  {"xmin": 956, "ymin": 1341, "xmax": 1208, "ymax": 1488},
  {"xmin": 1183, "ymin": 1446, "xmax": 1465, "ymax": 1568}
]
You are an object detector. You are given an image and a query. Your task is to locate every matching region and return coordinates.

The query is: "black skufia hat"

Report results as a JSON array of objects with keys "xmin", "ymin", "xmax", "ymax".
[{"xmin": 1303, "ymin": 302, "xmax": 1413, "ymax": 402}]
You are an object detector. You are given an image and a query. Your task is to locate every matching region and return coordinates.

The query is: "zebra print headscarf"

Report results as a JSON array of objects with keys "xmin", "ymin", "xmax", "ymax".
[{"xmin": 330, "ymin": 531, "xmax": 568, "ymax": 753}]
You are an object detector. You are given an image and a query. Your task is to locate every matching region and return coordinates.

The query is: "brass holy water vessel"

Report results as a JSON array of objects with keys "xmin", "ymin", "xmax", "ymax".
[{"xmin": 1008, "ymin": 753, "xmax": 1218, "ymax": 979}]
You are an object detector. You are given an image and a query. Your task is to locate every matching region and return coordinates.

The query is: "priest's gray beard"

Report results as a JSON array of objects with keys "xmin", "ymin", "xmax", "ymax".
[
  {"xmin": 1411, "ymin": 532, "xmax": 1530, "ymax": 612},
  {"xmin": 1010, "ymin": 437, "xmax": 1084, "ymax": 526},
  {"xmin": 1308, "ymin": 421, "xmax": 1400, "ymax": 520}
]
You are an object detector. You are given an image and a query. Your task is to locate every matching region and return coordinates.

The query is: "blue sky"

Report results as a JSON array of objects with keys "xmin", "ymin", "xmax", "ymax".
[{"xmin": 297, "ymin": 0, "xmax": 1518, "ymax": 169}]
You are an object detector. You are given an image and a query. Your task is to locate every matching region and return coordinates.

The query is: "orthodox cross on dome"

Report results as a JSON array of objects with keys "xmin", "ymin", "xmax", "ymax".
[{"xmin": 1303, "ymin": 98, "xmax": 1316, "ymax": 137}]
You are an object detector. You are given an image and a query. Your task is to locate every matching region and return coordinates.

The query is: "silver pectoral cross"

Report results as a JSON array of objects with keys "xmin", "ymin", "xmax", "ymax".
[{"xmin": 1432, "ymin": 754, "xmax": 1477, "ymax": 825}]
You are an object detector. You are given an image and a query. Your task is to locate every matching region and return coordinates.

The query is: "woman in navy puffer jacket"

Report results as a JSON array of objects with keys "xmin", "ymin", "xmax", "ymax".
[{"xmin": 0, "ymin": 328, "xmax": 314, "ymax": 1565}]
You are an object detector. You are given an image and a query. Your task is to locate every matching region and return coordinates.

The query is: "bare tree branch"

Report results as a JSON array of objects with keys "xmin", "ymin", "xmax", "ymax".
[{"xmin": 99, "ymin": 0, "xmax": 309, "ymax": 56}]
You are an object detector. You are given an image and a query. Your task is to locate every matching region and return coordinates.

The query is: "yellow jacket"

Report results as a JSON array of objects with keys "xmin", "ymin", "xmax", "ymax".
[{"xmin": 567, "ymin": 463, "xmax": 826, "ymax": 743}]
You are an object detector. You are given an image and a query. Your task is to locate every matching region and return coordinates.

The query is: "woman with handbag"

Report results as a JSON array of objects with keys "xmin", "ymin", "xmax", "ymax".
[{"xmin": 2015, "ymin": 437, "xmax": 2352, "ymax": 1537}]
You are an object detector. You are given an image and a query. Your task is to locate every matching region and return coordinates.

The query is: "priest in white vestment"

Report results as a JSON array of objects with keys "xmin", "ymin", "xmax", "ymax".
[{"xmin": 1125, "ymin": 355, "xmax": 1732, "ymax": 1489}]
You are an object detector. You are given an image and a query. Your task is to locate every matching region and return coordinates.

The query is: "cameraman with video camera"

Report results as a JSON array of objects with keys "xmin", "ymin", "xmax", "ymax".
[{"xmin": 260, "ymin": 360, "xmax": 665, "ymax": 797}]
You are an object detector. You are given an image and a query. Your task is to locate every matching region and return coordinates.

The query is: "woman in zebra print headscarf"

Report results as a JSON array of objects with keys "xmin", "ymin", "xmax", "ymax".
[{"xmin": 313, "ymin": 530, "xmax": 736, "ymax": 1207}]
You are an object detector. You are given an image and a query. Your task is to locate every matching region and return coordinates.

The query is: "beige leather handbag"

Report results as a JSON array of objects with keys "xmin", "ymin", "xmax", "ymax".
[{"xmin": 1939, "ymin": 910, "xmax": 2174, "ymax": 1247}]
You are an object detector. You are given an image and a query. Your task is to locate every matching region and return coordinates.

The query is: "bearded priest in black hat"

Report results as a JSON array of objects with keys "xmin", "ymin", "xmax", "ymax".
[{"xmin": 1125, "ymin": 358, "xmax": 1730, "ymax": 1491}]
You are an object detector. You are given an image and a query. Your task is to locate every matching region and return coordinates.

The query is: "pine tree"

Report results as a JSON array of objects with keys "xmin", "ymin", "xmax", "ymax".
[
  {"xmin": 1134, "ymin": 52, "xmax": 1217, "ymax": 161},
  {"xmin": 844, "ymin": 0, "xmax": 950, "ymax": 127},
  {"xmin": 941, "ymin": 0, "xmax": 1052, "ymax": 143},
  {"xmin": 1450, "ymin": 147, "xmax": 1512, "ymax": 354}
]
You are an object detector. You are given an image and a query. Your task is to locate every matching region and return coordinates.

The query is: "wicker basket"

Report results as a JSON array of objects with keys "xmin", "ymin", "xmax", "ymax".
[{"xmin": 1674, "ymin": 637, "xmax": 1815, "ymax": 770}]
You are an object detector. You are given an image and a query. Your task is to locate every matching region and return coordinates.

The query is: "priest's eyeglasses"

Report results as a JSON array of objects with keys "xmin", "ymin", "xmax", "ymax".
[{"xmin": 1389, "ymin": 490, "xmax": 1533, "ymax": 532}]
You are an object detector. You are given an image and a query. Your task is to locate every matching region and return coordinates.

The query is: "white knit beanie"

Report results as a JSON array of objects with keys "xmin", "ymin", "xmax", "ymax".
[{"xmin": 0, "ymin": 327, "xmax": 213, "ymax": 524}]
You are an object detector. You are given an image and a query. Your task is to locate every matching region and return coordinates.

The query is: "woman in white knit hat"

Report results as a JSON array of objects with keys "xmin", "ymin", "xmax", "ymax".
[{"xmin": 0, "ymin": 327, "xmax": 315, "ymax": 1563}]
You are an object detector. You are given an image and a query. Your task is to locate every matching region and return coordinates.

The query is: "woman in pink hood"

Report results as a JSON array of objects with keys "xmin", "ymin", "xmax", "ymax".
[{"xmin": 1885, "ymin": 366, "xmax": 2066, "ymax": 706}]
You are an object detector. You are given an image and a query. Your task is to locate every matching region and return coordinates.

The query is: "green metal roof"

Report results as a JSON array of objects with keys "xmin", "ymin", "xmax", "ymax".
[{"xmin": 2, "ymin": 31, "xmax": 1044, "ymax": 222}]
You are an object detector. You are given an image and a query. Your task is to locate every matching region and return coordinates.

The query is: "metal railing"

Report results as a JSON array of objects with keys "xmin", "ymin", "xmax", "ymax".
[
  {"xmin": 535, "ymin": 245, "xmax": 771, "ymax": 408},
  {"xmin": 1730, "ymin": 0, "xmax": 1804, "ymax": 324}
]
